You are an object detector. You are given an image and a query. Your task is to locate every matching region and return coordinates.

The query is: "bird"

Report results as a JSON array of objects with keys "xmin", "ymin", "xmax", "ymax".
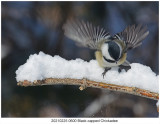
[{"xmin": 63, "ymin": 19, "xmax": 149, "ymax": 78}]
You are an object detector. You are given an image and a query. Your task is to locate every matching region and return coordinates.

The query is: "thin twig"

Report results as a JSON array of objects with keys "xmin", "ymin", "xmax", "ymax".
[{"xmin": 17, "ymin": 78, "xmax": 159, "ymax": 100}]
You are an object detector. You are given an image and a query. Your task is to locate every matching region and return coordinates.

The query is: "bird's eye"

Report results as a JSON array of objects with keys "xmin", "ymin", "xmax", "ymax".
[{"xmin": 108, "ymin": 41, "xmax": 120, "ymax": 61}]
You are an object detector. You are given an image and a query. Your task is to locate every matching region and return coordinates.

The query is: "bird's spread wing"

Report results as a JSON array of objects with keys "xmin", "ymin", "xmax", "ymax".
[
  {"xmin": 63, "ymin": 19, "xmax": 110, "ymax": 50},
  {"xmin": 115, "ymin": 24, "xmax": 149, "ymax": 52}
]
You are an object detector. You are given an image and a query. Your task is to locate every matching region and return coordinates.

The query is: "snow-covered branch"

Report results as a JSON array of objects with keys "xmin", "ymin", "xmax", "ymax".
[
  {"xmin": 16, "ymin": 52, "xmax": 159, "ymax": 100},
  {"xmin": 17, "ymin": 78, "xmax": 159, "ymax": 100}
]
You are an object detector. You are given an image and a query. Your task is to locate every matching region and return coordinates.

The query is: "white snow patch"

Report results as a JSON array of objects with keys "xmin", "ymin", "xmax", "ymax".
[
  {"xmin": 16, "ymin": 52, "xmax": 159, "ymax": 93},
  {"xmin": 156, "ymin": 100, "xmax": 159, "ymax": 107}
]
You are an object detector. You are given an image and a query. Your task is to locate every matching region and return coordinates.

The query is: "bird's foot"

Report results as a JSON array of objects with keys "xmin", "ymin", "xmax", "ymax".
[
  {"xmin": 102, "ymin": 67, "xmax": 111, "ymax": 78},
  {"xmin": 118, "ymin": 65, "xmax": 131, "ymax": 73}
]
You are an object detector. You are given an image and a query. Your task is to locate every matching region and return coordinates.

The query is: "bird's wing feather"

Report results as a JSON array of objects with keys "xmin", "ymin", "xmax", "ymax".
[
  {"xmin": 63, "ymin": 19, "xmax": 110, "ymax": 50},
  {"xmin": 115, "ymin": 24, "xmax": 149, "ymax": 52},
  {"xmin": 122, "ymin": 60, "xmax": 130, "ymax": 66}
]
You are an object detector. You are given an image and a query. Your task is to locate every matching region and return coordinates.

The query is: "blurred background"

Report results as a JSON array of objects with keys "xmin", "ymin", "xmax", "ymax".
[{"xmin": 1, "ymin": 1, "xmax": 159, "ymax": 117}]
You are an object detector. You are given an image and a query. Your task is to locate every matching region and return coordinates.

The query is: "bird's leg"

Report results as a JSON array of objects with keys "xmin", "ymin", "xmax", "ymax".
[
  {"xmin": 102, "ymin": 67, "xmax": 111, "ymax": 78},
  {"xmin": 118, "ymin": 65, "xmax": 131, "ymax": 73}
]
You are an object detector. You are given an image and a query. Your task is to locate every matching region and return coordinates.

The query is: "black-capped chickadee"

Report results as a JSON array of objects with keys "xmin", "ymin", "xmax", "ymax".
[{"xmin": 63, "ymin": 20, "xmax": 149, "ymax": 78}]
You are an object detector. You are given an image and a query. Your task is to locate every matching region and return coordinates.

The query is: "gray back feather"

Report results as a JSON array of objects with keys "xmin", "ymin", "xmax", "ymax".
[
  {"xmin": 115, "ymin": 24, "xmax": 149, "ymax": 51},
  {"xmin": 63, "ymin": 19, "xmax": 110, "ymax": 50}
]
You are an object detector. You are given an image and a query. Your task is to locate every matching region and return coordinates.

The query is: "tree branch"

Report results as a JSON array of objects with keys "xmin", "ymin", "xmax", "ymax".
[{"xmin": 17, "ymin": 78, "xmax": 159, "ymax": 100}]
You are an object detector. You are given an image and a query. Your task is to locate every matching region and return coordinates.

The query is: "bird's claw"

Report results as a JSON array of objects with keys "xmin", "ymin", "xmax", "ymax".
[
  {"xmin": 102, "ymin": 67, "xmax": 111, "ymax": 79},
  {"xmin": 102, "ymin": 71, "xmax": 106, "ymax": 79},
  {"xmin": 118, "ymin": 65, "xmax": 131, "ymax": 73},
  {"xmin": 118, "ymin": 68, "xmax": 122, "ymax": 73}
]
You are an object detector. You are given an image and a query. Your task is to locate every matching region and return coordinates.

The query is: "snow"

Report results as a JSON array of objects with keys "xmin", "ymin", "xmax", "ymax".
[
  {"xmin": 156, "ymin": 100, "xmax": 159, "ymax": 107},
  {"xmin": 16, "ymin": 52, "xmax": 159, "ymax": 93}
]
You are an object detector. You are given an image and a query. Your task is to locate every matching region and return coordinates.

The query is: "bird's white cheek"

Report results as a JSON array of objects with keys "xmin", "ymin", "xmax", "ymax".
[{"xmin": 101, "ymin": 44, "xmax": 114, "ymax": 61}]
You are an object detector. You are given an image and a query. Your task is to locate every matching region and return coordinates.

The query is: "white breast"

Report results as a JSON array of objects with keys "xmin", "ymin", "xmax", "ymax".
[{"xmin": 101, "ymin": 59, "xmax": 119, "ymax": 67}]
